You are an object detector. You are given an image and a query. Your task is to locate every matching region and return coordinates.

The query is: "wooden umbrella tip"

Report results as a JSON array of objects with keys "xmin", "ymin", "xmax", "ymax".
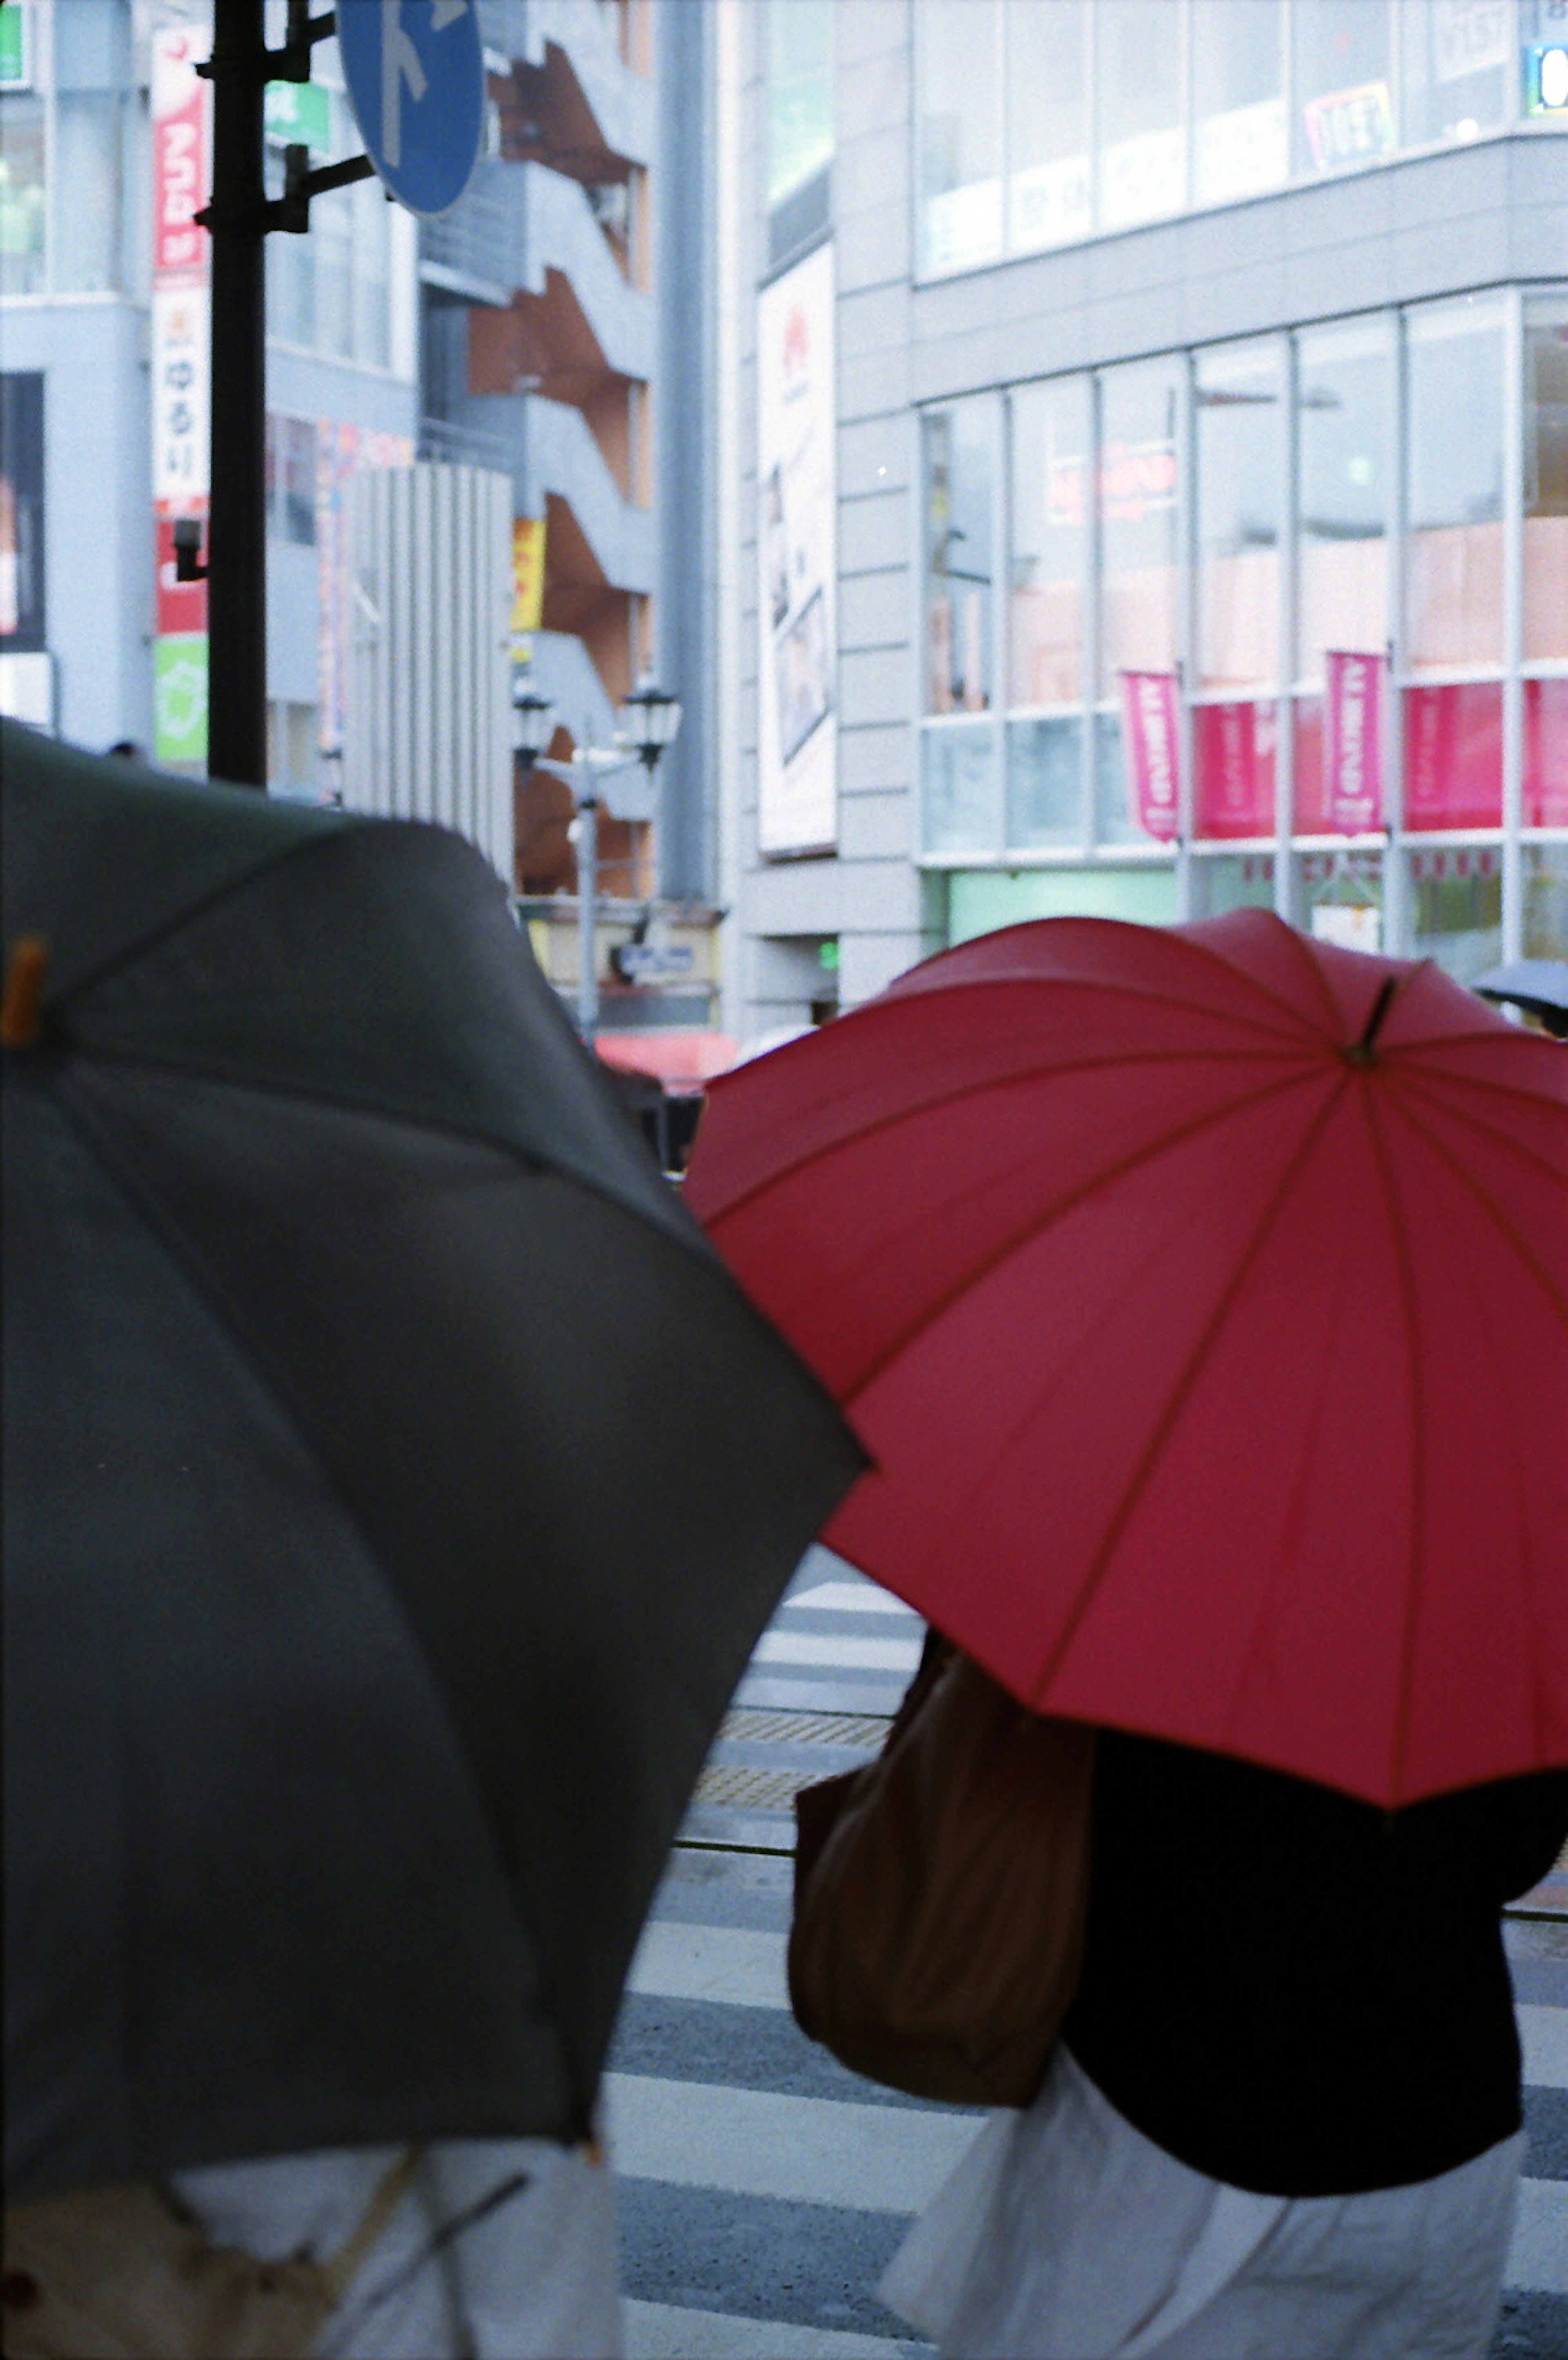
[{"xmin": 1, "ymin": 935, "xmax": 50, "ymax": 1050}]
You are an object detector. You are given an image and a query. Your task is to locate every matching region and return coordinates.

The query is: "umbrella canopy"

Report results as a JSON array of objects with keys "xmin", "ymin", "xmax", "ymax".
[
  {"xmin": 2, "ymin": 722, "xmax": 864, "ymax": 2204},
  {"xmin": 686, "ymin": 910, "xmax": 1568, "ymax": 1809},
  {"xmin": 1472, "ymin": 958, "xmax": 1568, "ymax": 1038}
]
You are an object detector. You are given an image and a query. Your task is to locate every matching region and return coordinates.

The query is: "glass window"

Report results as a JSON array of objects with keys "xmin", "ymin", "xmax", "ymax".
[
  {"xmin": 1404, "ymin": 679, "xmax": 1503, "ymax": 827},
  {"xmin": 1298, "ymin": 848, "xmax": 1385, "ymax": 951},
  {"xmin": 919, "ymin": 0, "xmax": 1002, "ymax": 276},
  {"xmin": 1526, "ymin": 679, "xmax": 1568, "ymax": 825},
  {"xmin": 1006, "ymin": 0, "xmax": 1090, "ymax": 254},
  {"xmin": 1296, "ymin": 316, "xmax": 1392, "ymax": 683},
  {"xmin": 1096, "ymin": 0, "xmax": 1185, "ymax": 230},
  {"xmin": 1195, "ymin": 338, "xmax": 1283, "ymax": 694},
  {"xmin": 1294, "ymin": 0, "xmax": 1395, "ymax": 175},
  {"xmin": 1194, "ymin": 698, "xmax": 1277, "ymax": 837},
  {"xmin": 1400, "ymin": 0, "xmax": 1510, "ymax": 147},
  {"xmin": 1192, "ymin": 0, "xmax": 1287, "ymax": 205},
  {"xmin": 53, "ymin": 90, "xmax": 120, "ymax": 291},
  {"xmin": 922, "ymin": 721, "xmax": 1000, "ymax": 856},
  {"xmin": 1007, "ymin": 715, "xmax": 1082, "ymax": 848},
  {"xmin": 1190, "ymin": 852, "xmax": 1277, "ymax": 917},
  {"xmin": 0, "ymin": 371, "xmax": 45, "ymax": 652},
  {"xmin": 1524, "ymin": 842, "xmax": 1568, "ymax": 961},
  {"xmin": 766, "ymin": 0, "xmax": 833, "ymax": 265},
  {"xmin": 1407, "ymin": 844, "xmax": 1502, "ymax": 982},
  {"xmin": 0, "ymin": 95, "xmax": 47, "ymax": 296},
  {"xmin": 1405, "ymin": 297, "xmax": 1504, "ymax": 670},
  {"xmin": 1009, "ymin": 377, "xmax": 1088, "ymax": 708},
  {"xmin": 924, "ymin": 401, "xmax": 996, "ymax": 715},
  {"xmin": 1525, "ymin": 297, "xmax": 1568, "ymax": 664},
  {"xmin": 1098, "ymin": 356, "xmax": 1182, "ymax": 698}
]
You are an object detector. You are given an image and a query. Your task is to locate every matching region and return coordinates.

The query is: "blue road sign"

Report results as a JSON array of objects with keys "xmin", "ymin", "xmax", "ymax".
[{"xmin": 337, "ymin": 0, "xmax": 485, "ymax": 219}]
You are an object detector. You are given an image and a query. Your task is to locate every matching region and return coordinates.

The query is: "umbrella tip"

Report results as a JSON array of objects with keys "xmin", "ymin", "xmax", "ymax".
[
  {"xmin": 1345, "ymin": 977, "xmax": 1397, "ymax": 1068},
  {"xmin": 1, "ymin": 935, "xmax": 50, "ymax": 1050}
]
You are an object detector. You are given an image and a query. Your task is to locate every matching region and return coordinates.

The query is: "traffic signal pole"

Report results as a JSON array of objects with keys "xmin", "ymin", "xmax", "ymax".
[
  {"xmin": 192, "ymin": 2, "xmax": 372, "ymax": 790},
  {"xmin": 202, "ymin": 0, "xmax": 269, "ymax": 788}
]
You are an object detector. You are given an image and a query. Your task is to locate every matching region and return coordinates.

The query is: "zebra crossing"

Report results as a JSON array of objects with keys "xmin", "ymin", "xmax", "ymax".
[{"xmin": 605, "ymin": 1550, "xmax": 1568, "ymax": 2360}]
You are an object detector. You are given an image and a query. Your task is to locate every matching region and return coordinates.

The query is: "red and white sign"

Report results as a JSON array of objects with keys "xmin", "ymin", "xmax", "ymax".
[
  {"xmin": 151, "ymin": 22, "xmax": 211, "ymax": 759},
  {"xmin": 1120, "ymin": 671, "xmax": 1181, "ymax": 841},
  {"xmin": 1323, "ymin": 651, "xmax": 1385, "ymax": 835}
]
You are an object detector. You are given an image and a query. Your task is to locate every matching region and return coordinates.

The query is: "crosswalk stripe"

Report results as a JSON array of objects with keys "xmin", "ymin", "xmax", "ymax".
[
  {"xmin": 789, "ymin": 1582, "xmax": 922, "ymax": 1619},
  {"xmin": 605, "ymin": 2074, "xmax": 982, "ymax": 2215},
  {"xmin": 754, "ymin": 1632, "xmax": 924, "ymax": 1672},
  {"xmin": 1510, "ymin": 2176, "xmax": 1568, "ymax": 2295},
  {"xmin": 628, "ymin": 1921, "xmax": 788, "ymax": 2012},
  {"xmin": 1520, "ymin": 2004, "xmax": 1568, "ymax": 2090},
  {"xmin": 624, "ymin": 2300, "xmax": 922, "ymax": 2359}
]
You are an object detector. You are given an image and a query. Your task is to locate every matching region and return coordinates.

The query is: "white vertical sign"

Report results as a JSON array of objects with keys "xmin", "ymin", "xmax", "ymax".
[{"xmin": 757, "ymin": 242, "xmax": 837, "ymax": 857}]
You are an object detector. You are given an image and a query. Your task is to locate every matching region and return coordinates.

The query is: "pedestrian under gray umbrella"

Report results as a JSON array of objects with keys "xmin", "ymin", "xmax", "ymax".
[
  {"xmin": 1472, "ymin": 957, "xmax": 1568, "ymax": 1038},
  {"xmin": 1, "ymin": 722, "xmax": 865, "ymax": 2355}
]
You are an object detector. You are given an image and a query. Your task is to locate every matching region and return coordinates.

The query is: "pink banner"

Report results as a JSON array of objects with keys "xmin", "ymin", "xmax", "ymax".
[
  {"xmin": 1194, "ymin": 701, "xmax": 1274, "ymax": 837},
  {"xmin": 1405, "ymin": 684, "xmax": 1503, "ymax": 830},
  {"xmin": 1525, "ymin": 678, "xmax": 1568, "ymax": 826},
  {"xmin": 1323, "ymin": 651, "xmax": 1384, "ymax": 834},
  {"xmin": 1120, "ymin": 671, "xmax": 1180, "ymax": 841},
  {"xmin": 151, "ymin": 27, "xmax": 209, "ymax": 285}
]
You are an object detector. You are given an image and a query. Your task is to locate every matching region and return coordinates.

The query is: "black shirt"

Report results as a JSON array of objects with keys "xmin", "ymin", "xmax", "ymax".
[{"xmin": 1060, "ymin": 1731, "xmax": 1568, "ymax": 2197}]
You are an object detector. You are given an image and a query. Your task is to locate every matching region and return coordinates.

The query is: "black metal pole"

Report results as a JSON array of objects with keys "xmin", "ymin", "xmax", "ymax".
[{"xmin": 204, "ymin": 0, "xmax": 268, "ymax": 788}]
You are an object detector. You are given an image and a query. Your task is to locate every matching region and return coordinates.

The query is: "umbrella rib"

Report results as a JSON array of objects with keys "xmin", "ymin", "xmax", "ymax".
[
  {"xmin": 1021, "ymin": 1072, "xmax": 1354, "ymax": 1705},
  {"xmin": 840, "ymin": 1061, "xmax": 1333, "ymax": 1411},
  {"xmin": 714, "ymin": 1043, "xmax": 1316, "ymax": 1230},
  {"xmin": 1373, "ymin": 1080, "xmax": 1568, "ymax": 1329}
]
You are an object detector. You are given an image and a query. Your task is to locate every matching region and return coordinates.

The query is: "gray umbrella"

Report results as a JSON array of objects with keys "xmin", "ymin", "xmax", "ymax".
[
  {"xmin": 1472, "ymin": 959, "xmax": 1568, "ymax": 1038},
  {"xmin": 2, "ymin": 721, "xmax": 865, "ymax": 2203}
]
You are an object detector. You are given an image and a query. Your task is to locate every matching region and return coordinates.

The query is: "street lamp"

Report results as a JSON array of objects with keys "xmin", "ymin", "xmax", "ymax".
[{"xmin": 511, "ymin": 668, "xmax": 682, "ymax": 1042}]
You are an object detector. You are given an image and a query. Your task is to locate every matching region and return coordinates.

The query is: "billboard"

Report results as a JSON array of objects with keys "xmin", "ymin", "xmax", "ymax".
[{"xmin": 757, "ymin": 241, "xmax": 837, "ymax": 856}]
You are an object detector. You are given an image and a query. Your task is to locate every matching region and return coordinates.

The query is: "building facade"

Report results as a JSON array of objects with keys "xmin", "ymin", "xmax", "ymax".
[{"xmin": 719, "ymin": 0, "xmax": 1568, "ymax": 1037}]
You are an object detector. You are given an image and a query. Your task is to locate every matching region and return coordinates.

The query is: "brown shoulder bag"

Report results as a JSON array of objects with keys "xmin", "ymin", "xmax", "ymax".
[{"xmin": 787, "ymin": 1638, "xmax": 1095, "ymax": 2109}]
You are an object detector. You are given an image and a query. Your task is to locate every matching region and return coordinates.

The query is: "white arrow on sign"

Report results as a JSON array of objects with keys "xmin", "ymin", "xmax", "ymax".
[{"xmin": 381, "ymin": 0, "xmax": 471, "ymax": 171}]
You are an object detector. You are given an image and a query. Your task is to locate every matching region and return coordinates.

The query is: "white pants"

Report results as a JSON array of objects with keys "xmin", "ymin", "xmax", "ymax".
[{"xmin": 880, "ymin": 2047, "xmax": 1523, "ymax": 2360}]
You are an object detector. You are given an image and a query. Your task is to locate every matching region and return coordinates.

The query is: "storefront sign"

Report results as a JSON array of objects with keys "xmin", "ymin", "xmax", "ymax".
[
  {"xmin": 1303, "ymin": 83, "xmax": 1395, "ymax": 170},
  {"xmin": 151, "ymin": 23, "xmax": 212, "ymax": 766},
  {"xmin": 757, "ymin": 240, "xmax": 837, "ymax": 856},
  {"xmin": 1120, "ymin": 671, "xmax": 1181, "ymax": 842},
  {"xmin": 1323, "ymin": 651, "xmax": 1385, "ymax": 834}
]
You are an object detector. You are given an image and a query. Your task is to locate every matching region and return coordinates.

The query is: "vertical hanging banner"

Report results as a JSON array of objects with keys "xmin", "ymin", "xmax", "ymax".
[
  {"xmin": 151, "ymin": 22, "xmax": 212, "ymax": 767},
  {"xmin": 757, "ymin": 241, "xmax": 837, "ymax": 856},
  {"xmin": 1323, "ymin": 650, "xmax": 1385, "ymax": 835},
  {"xmin": 1120, "ymin": 670, "xmax": 1181, "ymax": 841},
  {"xmin": 510, "ymin": 516, "xmax": 546, "ymax": 654}
]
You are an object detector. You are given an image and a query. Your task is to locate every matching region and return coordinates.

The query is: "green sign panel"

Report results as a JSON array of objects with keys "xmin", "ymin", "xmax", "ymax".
[
  {"xmin": 154, "ymin": 634, "xmax": 209, "ymax": 768},
  {"xmin": 0, "ymin": 2, "xmax": 32, "ymax": 90},
  {"xmin": 264, "ymin": 78, "xmax": 332, "ymax": 156}
]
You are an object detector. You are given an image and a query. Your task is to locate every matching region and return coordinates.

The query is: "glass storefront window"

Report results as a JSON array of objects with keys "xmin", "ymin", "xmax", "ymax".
[
  {"xmin": 1098, "ymin": 356, "xmax": 1182, "ymax": 698},
  {"xmin": 1407, "ymin": 844, "xmax": 1502, "ymax": 982},
  {"xmin": 1523, "ymin": 841, "xmax": 1568, "ymax": 959},
  {"xmin": 1405, "ymin": 679, "xmax": 1502, "ymax": 827},
  {"xmin": 1525, "ymin": 679, "xmax": 1568, "ymax": 825},
  {"xmin": 922, "ymin": 720, "xmax": 1000, "ymax": 856},
  {"xmin": 1193, "ymin": 697, "xmax": 1277, "ymax": 837},
  {"xmin": 919, "ymin": 0, "xmax": 1003, "ymax": 276},
  {"xmin": 1296, "ymin": 316, "xmax": 1391, "ymax": 685},
  {"xmin": 1094, "ymin": 708, "xmax": 1150, "ymax": 846},
  {"xmin": 1192, "ymin": 0, "xmax": 1287, "ymax": 205},
  {"xmin": 0, "ymin": 96, "xmax": 47, "ymax": 296},
  {"xmin": 1097, "ymin": 0, "xmax": 1185, "ymax": 230},
  {"xmin": 1010, "ymin": 377, "xmax": 1088, "ymax": 708},
  {"xmin": 924, "ymin": 400, "xmax": 996, "ymax": 716},
  {"xmin": 1293, "ymin": 0, "xmax": 1396, "ymax": 176},
  {"xmin": 766, "ymin": 0, "xmax": 833, "ymax": 265},
  {"xmin": 1524, "ymin": 298, "xmax": 1568, "ymax": 663},
  {"xmin": 1406, "ymin": 297, "xmax": 1504, "ymax": 670},
  {"xmin": 1400, "ymin": 0, "xmax": 1511, "ymax": 147},
  {"xmin": 1006, "ymin": 0, "xmax": 1091, "ymax": 254},
  {"xmin": 1196, "ymin": 338, "xmax": 1282, "ymax": 694},
  {"xmin": 1190, "ymin": 851, "xmax": 1276, "ymax": 917},
  {"xmin": 1007, "ymin": 715, "xmax": 1081, "ymax": 848},
  {"xmin": 1297, "ymin": 848, "xmax": 1385, "ymax": 951}
]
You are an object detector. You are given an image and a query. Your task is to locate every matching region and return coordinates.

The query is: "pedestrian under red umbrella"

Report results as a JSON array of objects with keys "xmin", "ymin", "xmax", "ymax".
[{"xmin": 687, "ymin": 909, "xmax": 1568, "ymax": 2360}]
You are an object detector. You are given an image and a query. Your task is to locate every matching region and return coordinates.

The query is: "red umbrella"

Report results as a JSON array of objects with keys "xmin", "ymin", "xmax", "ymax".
[{"xmin": 686, "ymin": 911, "xmax": 1568, "ymax": 1807}]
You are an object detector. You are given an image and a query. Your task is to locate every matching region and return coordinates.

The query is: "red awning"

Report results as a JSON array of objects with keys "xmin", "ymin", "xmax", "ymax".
[{"xmin": 594, "ymin": 1031, "xmax": 739, "ymax": 1091}]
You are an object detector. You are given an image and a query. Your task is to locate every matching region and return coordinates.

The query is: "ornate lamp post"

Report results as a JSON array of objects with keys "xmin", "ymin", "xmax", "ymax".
[{"xmin": 512, "ymin": 671, "xmax": 682, "ymax": 1041}]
